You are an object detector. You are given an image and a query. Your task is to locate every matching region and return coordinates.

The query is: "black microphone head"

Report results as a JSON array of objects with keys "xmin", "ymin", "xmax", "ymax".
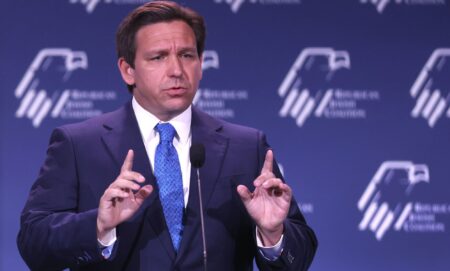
[{"xmin": 190, "ymin": 143, "xmax": 205, "ymax": 168}]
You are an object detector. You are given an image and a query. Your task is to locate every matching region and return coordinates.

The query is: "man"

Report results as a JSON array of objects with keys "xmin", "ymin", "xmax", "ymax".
[{"xmin": 17, "ymin": 1, "xmax": 317, "ymax": 270}]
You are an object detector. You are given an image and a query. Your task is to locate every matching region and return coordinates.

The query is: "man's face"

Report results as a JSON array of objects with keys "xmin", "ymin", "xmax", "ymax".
[{"xmin": 119, "ymin": 20, "xmax": 202, "ymax": 121}]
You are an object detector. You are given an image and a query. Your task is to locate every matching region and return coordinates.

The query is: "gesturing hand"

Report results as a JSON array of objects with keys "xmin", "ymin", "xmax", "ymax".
[
  {"xmin": 97, "ymin": 149, "xmax": 153, "ymax": 239},
  {"xmin": 237, "ymin": 150, "xmax": 292, "ymax": 246}
]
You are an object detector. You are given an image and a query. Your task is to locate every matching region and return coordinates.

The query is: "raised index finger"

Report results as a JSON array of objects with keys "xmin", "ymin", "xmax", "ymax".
[
  {"xmin": 261, "ymin": 149, "xmax": 274, "ymax": 174},
  {"xmin": 121, "ymin": 149, "xmax": 134, "ymax": 172}
]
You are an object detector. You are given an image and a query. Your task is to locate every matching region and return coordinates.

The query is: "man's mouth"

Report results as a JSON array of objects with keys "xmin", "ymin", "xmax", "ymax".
[{"xmin": 164, "ymin": 86, "xmax": 187, "ymax": 96}]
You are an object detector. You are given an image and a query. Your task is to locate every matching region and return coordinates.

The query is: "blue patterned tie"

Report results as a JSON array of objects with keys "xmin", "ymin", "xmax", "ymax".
[{"xmin": 154, "ymin": 123, "xmax": 184, "ymax": 251}]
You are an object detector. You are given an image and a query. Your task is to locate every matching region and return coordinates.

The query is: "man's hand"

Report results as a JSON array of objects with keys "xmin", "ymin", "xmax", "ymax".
[
  {"xmin": 97, "ymin": 149, "xmax": 153, "ymax": 240},
  {"xmin": 237, "ymin": 150, "xmax": 292, "ymax": 246}
]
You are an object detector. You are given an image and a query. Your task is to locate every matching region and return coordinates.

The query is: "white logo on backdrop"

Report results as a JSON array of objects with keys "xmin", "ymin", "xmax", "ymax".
[
  {"xmin": 278, "ymin": 47, "xmax": 381, "ymax": 127},
  {"xmin": 15, "ymin": 48, "xmax": 117, "ymax": 128},
  {"xmin": 410, "ymin": 48, "xmax": 450, "ymax": 128},
  {"xmin": 358, "ymin": 161, "xmax": 449, "ymax": 240},
  {"xmin": 202, "ymin": 50, "xmax": 220, "ymax": 71},
  {"xmin": 360, "ymin": 0, "xmax": 447, "ymax": 14},
  {"xmin": 15, "ymin": 49, "xmax": 88, "ymax": 127},
  {"xmin": 214, "ymin": 0, "xmax": 301, "ymax": 13},
  {"xmin": 358, "ymin": 161, "xmax": 430, "ymax": 240},
  {"xmin": 194, "ymin": 50, "xmax": 249, "ymax": 119},
  {"xmin": 69, "ymin": 0, "xmax": 150, "ymax": 14},
  {"xmin": 360, "ymin": 0, "xmax": 390, "ymax": 13},
  {"xmin": 69, "ymin": 0, "xmax": 108, "ymax": 13},
  {"xmin": 278, "ymin": 48, "xmax": 350, "ymax": 127}
]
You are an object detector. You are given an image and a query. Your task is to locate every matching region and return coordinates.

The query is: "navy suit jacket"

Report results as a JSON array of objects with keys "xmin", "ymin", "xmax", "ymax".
[{"xmin": 18, "ymin": 102, "xmax": 317, "ymax": 271}]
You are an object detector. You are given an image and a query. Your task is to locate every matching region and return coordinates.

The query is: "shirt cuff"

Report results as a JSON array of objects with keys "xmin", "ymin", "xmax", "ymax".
[
  {"xmin": 97, "ymin": 228, "xmax": 117, "ymax": 259},
  {"xmin": 256, "ymin": 228, "xmax": 285, "ymax": 261}
]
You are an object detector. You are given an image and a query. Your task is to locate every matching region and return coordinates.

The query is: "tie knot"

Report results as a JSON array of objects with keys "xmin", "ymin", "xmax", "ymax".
[{"xmin": 156, "ymin": 123, "xmax": 176, "ymax": 142}]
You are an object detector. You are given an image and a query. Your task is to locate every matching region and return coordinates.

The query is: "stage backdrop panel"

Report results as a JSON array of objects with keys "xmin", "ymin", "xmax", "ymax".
[{"xmin": 1, "ymin": 1, "xmax": 449, "ymax": 270}]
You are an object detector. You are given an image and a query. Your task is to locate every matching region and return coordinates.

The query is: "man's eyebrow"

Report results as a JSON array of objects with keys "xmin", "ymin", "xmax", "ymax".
[
  {"xmin": 142, "ymin": 46, "xmax": 197, "ymax": 55},
  {"xmin": 140, "ymin": 50, "xmax": 168, "ymax": 60},
  {"xmin": 178, "ymin": 47, "xmax": 197, "ymax": 53},
  {"xmin": 143, "ymin": 49, "xmax": 169, "ymax": 55}
]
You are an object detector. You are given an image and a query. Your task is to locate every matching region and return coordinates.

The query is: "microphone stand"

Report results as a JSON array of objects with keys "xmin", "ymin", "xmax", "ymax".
[{"xmin": 196, "ymin": 167, "xmax": 207, "ymax": 271}]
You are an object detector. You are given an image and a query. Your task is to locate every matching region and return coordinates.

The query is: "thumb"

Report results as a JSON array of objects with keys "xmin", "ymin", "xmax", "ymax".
[{"xmin": 237, "ymin": 185, "xmax": 252, "ymax": 204}]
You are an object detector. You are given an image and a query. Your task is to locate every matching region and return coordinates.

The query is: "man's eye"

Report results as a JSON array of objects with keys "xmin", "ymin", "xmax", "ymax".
[
  {"xmin": 181, "ymin": 53, "xmax": 194, "ymax": 59},
  {"xmin": 150, "ymin": 55, "xmax": 164, "ymax": 61}
]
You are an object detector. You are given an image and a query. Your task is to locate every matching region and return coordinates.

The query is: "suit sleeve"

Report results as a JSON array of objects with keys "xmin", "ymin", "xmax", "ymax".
[
  {"xmin": 254, "ymin": 132, "xmax": 318, "ymax": 271},
  {"xmin": 17, "ymin": 127, "xmax": 104, "ymax": 270}
]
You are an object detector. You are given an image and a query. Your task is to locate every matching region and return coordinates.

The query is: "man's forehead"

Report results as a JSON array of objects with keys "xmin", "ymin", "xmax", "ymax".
[{"xmin": 136, "ymin": 21, "xmax": 196, "ymax": 44}]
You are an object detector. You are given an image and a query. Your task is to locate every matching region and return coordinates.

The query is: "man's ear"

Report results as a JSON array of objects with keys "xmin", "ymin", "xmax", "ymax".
[
  {"xmin": 118, "ymin": 58, "xmax": 135, "ymax": 86},
  {"xmin": 199, "ymin": 53, "xmax": 203, "ymax": 80}
]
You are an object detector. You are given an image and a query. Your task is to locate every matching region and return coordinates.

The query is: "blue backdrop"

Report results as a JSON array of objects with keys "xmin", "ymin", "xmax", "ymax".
[{"xmin": 1, "ymin": 0, "xmax": 450, "ymax": 270}]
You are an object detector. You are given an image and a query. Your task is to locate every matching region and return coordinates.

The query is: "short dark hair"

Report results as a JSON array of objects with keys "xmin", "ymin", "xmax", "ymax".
[{"xmin": 116, "ymin": 1, "xmax": 206, "ymax": 92}]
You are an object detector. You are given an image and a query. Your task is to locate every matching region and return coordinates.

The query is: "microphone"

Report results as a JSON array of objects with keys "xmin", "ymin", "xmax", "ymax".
[
  {"xmin": 190, "ymin": 143, "xmax": 205, "ymax": 168},
  {"xmin": 190, "ymin": 144, "xmax": 207, "ymax": 271}
]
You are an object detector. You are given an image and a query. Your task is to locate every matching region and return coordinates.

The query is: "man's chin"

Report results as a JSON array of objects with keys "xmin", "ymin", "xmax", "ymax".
[{"xmin": 164, "ymin": 101, "xmax": 192, "ymax": 115}]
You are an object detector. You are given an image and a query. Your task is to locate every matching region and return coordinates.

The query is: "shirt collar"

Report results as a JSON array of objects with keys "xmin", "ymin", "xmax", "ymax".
[{"xmin": 132, "ymin": 97, "xmax": 192, "ymax": 144}]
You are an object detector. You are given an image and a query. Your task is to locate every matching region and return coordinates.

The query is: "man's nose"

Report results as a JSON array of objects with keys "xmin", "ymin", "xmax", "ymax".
[{"xmin": 167, "ymin": 55, "xmax": 183, "ymax": 77}]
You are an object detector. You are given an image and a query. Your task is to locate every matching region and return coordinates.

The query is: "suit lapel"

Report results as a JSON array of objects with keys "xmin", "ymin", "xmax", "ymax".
[
  {"xmin": 191, "ymin": 109, "xmax": 228, "ymax": 207},
  {"xmin": 176, "ymin": 107, "xmax": 229, "ymax": 261},
  {"xmin": 101, "ymin": 102, "xmax": 176, "ymax": 261}
]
